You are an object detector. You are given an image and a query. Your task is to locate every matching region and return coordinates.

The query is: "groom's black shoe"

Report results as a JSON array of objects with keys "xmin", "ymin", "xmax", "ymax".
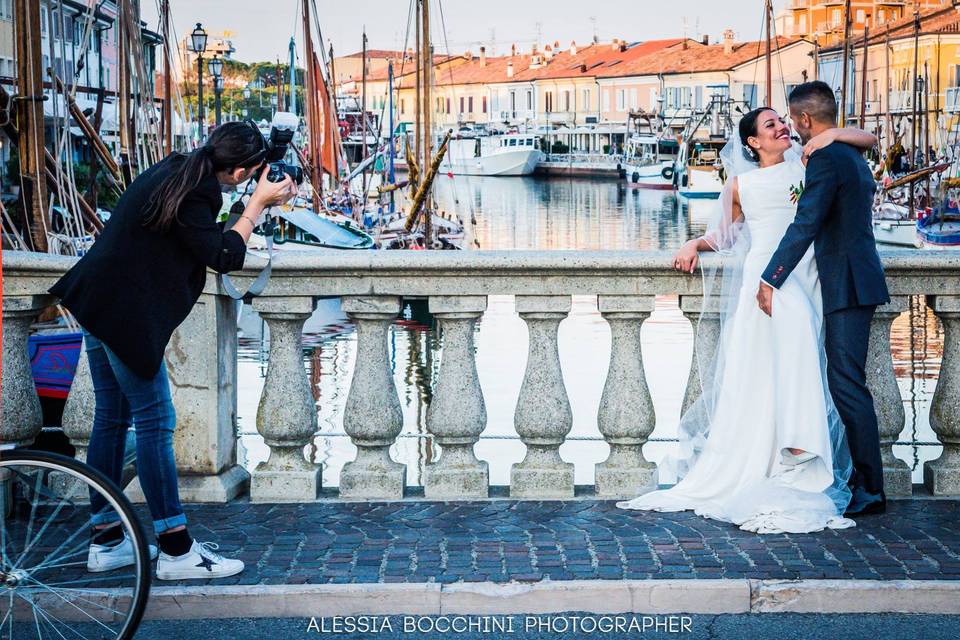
[{"xmin": 844, "ymin": 486, "xmax": 886, "ymax": 517}]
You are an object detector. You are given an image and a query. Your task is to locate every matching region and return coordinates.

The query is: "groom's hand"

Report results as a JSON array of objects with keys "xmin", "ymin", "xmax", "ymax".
[{"xmin": 757, "ymin": 281, "xmax": 774, "ymax": 317}]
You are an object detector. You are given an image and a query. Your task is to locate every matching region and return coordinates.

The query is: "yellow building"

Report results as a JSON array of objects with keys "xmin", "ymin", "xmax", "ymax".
[
  {"xmin": 786, "ymin": 0, "xmax": 948, "ymax": 44},
  {"xmin": 820, "ymin": 3, "xmax": 960, "ymax": 154}
]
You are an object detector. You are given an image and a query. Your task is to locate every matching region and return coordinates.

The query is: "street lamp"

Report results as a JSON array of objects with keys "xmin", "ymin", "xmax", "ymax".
[
  {"xmin": 209, "ymin": 56, "xmax": 224, "ymax": 127},
  {"xmin": 189, "ymin": 23, "xmax": 208, "ymax": 138}
]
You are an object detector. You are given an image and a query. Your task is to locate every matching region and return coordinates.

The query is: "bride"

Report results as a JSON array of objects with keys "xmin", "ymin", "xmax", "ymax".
[{"xmin": 617, "ymin": 108, "xmax": 877, "ymax": 534}]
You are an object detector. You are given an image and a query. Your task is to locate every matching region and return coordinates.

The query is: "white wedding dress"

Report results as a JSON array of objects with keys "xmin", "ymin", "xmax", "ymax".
[{"xmin": 618, "ymin": 156, "xmax": 855, "ymax": 534}]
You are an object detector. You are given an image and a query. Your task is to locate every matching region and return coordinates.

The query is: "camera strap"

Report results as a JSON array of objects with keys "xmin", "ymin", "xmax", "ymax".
[{"xmin": 219, "ymin": 210, "xmax": 275, "ymax": 300}]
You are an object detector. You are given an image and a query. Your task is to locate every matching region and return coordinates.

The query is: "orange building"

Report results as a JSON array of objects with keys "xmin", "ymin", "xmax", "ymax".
[{"xmin": 785, "ymin": 0, "xmax": 949, "ymax": 44}]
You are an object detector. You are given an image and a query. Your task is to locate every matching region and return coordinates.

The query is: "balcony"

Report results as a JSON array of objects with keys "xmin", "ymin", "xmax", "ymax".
[{"xmin": 5, "ymin": 249, "xmax": 960, "ymax": 503}]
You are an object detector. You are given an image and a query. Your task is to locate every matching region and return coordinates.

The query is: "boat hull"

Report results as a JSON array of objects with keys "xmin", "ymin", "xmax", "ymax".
[
  {"xmin": 624, "ymin": 161, "xmax": 674, "ymax": 190},
  {"xmin": 443, "ymin": 148, "xmax": 541, "ymax": 176},
  {"xmin": 679, "ymin": 166, "xmax": 723, "ymax": 199},
  {"xmin": 873, "ymin": 219, "xmax": 922, "ymax": 248}
]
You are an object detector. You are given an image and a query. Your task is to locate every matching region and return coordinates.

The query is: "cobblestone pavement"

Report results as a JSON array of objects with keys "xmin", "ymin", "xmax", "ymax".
[{"xmin": 154, "ymin": 498, "xmax": 960, "ymax": 587}]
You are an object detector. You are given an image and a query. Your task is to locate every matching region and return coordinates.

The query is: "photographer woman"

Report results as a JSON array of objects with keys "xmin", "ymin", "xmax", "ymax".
[{"xmin": 50, "ymin": 122, "xmax": 295, "ymax": 580}]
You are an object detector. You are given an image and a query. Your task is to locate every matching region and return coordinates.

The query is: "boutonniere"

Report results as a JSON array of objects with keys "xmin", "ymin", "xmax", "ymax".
[{"xmin": 789, "ymin": 181, "xmax": 805, "ymax": 204}]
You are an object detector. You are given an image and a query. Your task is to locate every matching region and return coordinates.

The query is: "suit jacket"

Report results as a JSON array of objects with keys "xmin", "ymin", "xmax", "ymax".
[
  {"xmin": 761, "ymin": 141, "xmax": 890, "ymax": 314},
  {"xmin": 49, "ymin": 154, "xmax": 247, "ymax": 379}
]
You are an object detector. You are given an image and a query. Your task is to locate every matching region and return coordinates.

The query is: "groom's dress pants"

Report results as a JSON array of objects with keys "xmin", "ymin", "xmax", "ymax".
[{"xmin": 824, "ymin": 305, "xmax": 884, "ymax": 497}]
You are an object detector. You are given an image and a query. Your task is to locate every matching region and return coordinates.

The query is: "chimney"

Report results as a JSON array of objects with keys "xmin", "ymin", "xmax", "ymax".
[
  {"xmin": 544, "ymin": 44, "xmax": 553, "ymax": 60},
  {"xmin": 507, "ymin": 61, "xmax": 514, "ymax": 78},
  {"xmin": 610, "ymin": 38, "xmax": 619, "ymax": 51},
  {"xmin": 702, "ymin": 35, "xmax": 709, "ymax": 45},
  {"xmin": 464, "ymin": 50, "xmax": 473, "ymax": 61},
  {"xmin": 682, "ymin": 40, "xmax": 688, "ymax": 50},
  {"xmin": 722, "ymin": 29, "xmax": 735, "ymax": 55},
  {"xmin": 480, "ymin": 46, "xmax": 487, "ymax": 67},
  {"xmin": 570, "ymin": 40, "xmax": 577, "ymax": 56},
  {"xmin": 511, "ymin": 43, "xmax": 517, "ymax": 57}
]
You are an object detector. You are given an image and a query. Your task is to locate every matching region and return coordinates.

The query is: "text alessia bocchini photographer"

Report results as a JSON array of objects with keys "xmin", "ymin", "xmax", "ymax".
[{"xmin": 49, "ymin": 121, "xmax": 295, "ymax": 580}]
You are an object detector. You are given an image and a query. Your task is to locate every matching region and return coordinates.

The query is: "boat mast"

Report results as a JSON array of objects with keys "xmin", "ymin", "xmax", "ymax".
[
  {"xmin": 162, "ymin": 0, "xmax": 173, "ymax": 154},
  {"xmin": 839, "ymin": 0, "xmax": 852, "ymax": 127},
  {"xmin": 764, "ymin": 0, "xmax": 772, "ymax": 107},
  {"xmin": 361, "ymin": 28, "xmax": 368, "ymax": 193},
  {"xmin": 414, "ymin": 1, "xmax": 422, "ymax": 169},
  {"xmin": 421, "ymin": 0, "xmax": 433, "ymax": 244},
  {"xmin": 289, "ymin": 37, "xmax": 298, "ymax": 116},
  {"xmin": 329, "ymin": 43, "xmax": 340, "ymax": 181},
  {"xmin": 859, "ymin": 19, "xmax": 869, "ymax": 129},
  {"xmin": 14, "ymin": 0, "xmax": 47, "ymax": 251},
  {"xmin": 884, "ymin": 29, "xmax": 891, "ymax": 158},
  {"xmin": 388, "ymin": 60, "xmax": 396, "ymax": 214},
  {"xmin": 910, "ymin": 9, "xmax": 920, "ymax": 217},
  {"xmin": 302, "ymin": 0, "xmax": 321, "ymax": 210},
  {"xmin": 276, "ymin": 58, "xmax": 284, "ymax": 113}
]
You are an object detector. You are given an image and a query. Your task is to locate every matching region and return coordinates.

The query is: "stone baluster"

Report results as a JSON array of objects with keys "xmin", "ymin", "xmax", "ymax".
[
  {"xmin": 865, "ymin": 296, "xmax": 911, "ymax": 497},
  {"xmin": 2, "ymin": 295, "xmax": 51, "ymax": 447},
  {"xmin": 424, "ymin": 296, "xmax": 489, "ymax": 499},
  {"xmin": 340, "ymin": 296, "xmax": 405, "ymax": 499},
  {"xmin": 595, "ymin": 295, "xmax": 657, "ymax": 498},
  {"xmin": 679, "ymin": 296, "xmax": 724, "ymax": 416},
  {"xmin": 511, "ymin": 295, "xmax": 574, "ymax": 499},
  {"xmin": 250, "ymin": 296, "xmax": 321, "ymax": 502},
  {"xmin": 925, "ymin": 295, "xmax": 960, "ymax": 496}
]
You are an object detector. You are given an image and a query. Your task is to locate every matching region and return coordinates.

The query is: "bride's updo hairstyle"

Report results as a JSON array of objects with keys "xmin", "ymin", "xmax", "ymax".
[{"xmin": 738, "ymin": 107, "xmax": 773, "ymax": 163}]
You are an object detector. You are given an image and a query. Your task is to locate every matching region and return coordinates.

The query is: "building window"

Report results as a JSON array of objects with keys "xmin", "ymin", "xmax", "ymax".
[
  {"xmin": 563, "ymin": 90, "xmax": 570, "ymax": 112},
  {"xmin": 545, "ymin": 91, "xmax": 553, "ymax": 113},
  {"xmin": 40, "ymin": 6, "xmax": 47, "ymax": 32},
  {"xmin": 616, "ymin": 89, "xmax": 625, "ymax": 111},
  {"xmin": 602, "ymin": 89, "xmax": 610, "ymax": 112},
  {"xmin": 878, "ymin": 10, "xmax": 885, "ymax": 24},
  {"xmin": 855, "ymin": 10, "xmax": 865, "ymax": 24},
  {"xmin": 799, "ymin": 15, "xmax": 807, "ymax": 32},
  {"xmin": 525, "ymin": 90, "xmax": 533, "ymax": 110},
  {"xmin": 106, "ymin": 67, "xmax": 110, "ymax": 90},
  {"xmin": 832, "ymin": 9, "xmax": 841, "ymax": 26},
  {"xmin": 459, "ymin": 96, "xmax": 464, "ymax": 114},
  {"xmin": 695, "ymin": 85, "xmax": 703, "ymax": 110},
  {"xmin": 482, "ymin": 95, "xmax": 487, "ymax": 113},
  {"xmin": 582, "ymin": 88, "xmax": 590, "ymax": 110},
  {"xmin": 468, "ymin": 96, "xmax": 473, "ymax": 113},
  {"xmin": 400, "ymin": 99, "xmax": 405, "ymax": 114}
]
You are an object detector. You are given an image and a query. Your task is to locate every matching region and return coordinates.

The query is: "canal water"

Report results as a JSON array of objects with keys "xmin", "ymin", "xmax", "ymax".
[{"xmin": 236, "ymin": 175, "xmax": 944, "ymax": 488}]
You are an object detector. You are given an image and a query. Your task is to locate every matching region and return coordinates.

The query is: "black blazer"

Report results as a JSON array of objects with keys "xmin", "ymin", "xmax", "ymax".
[
  {"xmin": 49, "ymin": 154, "xmax": 247, "ymax": 379},
  {"xmin": 761, "ymin": 142, "xmax": 890, "ymax": 314}
]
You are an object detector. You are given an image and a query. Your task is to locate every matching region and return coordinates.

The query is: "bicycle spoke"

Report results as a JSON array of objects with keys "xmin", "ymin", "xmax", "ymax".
[
  {"xmin": 13, "ymin": 470, "xmax": 46, "ymax": 571},
  {"xmin": 32, "ymin": 573, "xmax": 138, "ymax": 589},
  {"xmin": 30, "ymin": 604, "xmax": 72, "ymax": 640},
  {"xmin": 24, "ymin": 577, "xmax": 128, "ymax": 618},
  {"xmin": 14, "ymin": 481, "xmax": 96, "ymax": 574},
  {"xmin": 16, "ymin": 591, "xmax": 96, "ymax": 640},
  {"xmin": 19, "ymin": 516, "xmax": 97, "ymax": 579},
  {"xmin": 1, "ymin": 475, "xmax": 9, "ymax": 569},
  {"xmin": 15, "ymin": 580, "xmax": 117, "ymax": 634},
  {"xmin": 26, "ymin": 542, "xmax": 89, "ymax": 577}
]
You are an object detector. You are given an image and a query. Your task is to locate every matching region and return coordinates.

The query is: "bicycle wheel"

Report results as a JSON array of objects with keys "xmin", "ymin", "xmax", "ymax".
[{"xmin": 0, "ymin": 450, "xmax": 151, "ymax": 640}]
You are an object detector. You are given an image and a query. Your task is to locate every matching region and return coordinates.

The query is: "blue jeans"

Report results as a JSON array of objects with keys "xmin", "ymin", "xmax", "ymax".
[{"xmin": 83, "ymin": 329, "xmax": 187, "ymax": 535}]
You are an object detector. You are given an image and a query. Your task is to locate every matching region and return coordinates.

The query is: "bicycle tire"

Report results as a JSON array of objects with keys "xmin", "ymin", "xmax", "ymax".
[{"xmin": 0, "ymin": 449, "xmax": 151, "ymax": 640}]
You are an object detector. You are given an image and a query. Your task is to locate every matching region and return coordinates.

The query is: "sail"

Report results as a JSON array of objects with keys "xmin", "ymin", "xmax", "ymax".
[{"xmin": 314, "ymin": 53, "xmax": 339, "ymax": 178}]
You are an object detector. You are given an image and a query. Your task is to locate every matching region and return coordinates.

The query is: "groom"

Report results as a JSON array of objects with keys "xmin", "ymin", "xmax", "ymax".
[{"xmin": 756, "ymin": 81, "xmax": 890, "ymax": 516}]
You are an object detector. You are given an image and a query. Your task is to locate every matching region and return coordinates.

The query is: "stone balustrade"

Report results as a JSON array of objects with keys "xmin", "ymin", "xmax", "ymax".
[{"xmin": 4, "ymin": 249, "xmax": 960, "ymax": 502}]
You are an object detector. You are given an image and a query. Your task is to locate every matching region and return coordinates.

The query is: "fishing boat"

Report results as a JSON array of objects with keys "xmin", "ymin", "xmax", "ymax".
[
  {"xmin": 918, "ymin": 205, "xmax": 960, "ymax": 247},
  {"xmin": 623, "ymin": 135, "xmax": 674, "ymax": 189},
  {"xmin": 441, "ymin": 133, "xmax": 542, "ymax": 176},
  {"xmin": 873, "ymin": 202, "xmax": 922, "ymax": 248}
]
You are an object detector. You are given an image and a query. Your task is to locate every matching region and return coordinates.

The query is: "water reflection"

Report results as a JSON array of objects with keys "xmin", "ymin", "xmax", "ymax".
[{"xmin": 236, "ymin": 178, "xmax": 946, "ymax": 487}]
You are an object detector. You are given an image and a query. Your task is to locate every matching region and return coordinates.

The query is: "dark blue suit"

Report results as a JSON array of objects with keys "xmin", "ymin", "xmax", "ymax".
[{"xmin": 761, "ymin": 142, "xmax": 890, "ymax": 502}]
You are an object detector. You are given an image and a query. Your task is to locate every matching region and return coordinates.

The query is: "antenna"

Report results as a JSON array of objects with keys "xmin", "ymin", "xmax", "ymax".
[
  {"xmin": 590, "ymin": 16, "xmax": 598, "ymax": 44},
  {"xmin": 681, "ymin": 16, "xmax": 688, "ymax": 40},
  {"xmin": 535, "ymin": 21, "xmax": 542, "ymax": 49},
  {"xmin": 489, "ymin": 27, "xmax": 496, "ymax": 56}
]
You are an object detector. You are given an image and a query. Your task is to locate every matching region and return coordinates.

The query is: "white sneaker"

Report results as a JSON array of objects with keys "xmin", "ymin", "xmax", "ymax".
[
  {"xmin": 155, "ymin": 540, "xmax": 244, "ymax": 580},
  {"xmin": 87, "ymin": 537, "xmax": 159, "ymax": 573}
]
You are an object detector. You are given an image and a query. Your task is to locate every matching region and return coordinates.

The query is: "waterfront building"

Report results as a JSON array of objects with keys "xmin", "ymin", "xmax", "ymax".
[
  {"xmin": 818, "ymin": 2, "xmax": 960, "ymax": 154},
  {"xmin": 783, "ymin": 0, "xmax": 948, "ymax": 44}
]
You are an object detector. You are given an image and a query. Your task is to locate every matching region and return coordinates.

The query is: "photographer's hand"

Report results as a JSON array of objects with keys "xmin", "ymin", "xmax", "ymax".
[{"xmin": 230, "ymin": 172, "xmax": 296, "ymax": 242}]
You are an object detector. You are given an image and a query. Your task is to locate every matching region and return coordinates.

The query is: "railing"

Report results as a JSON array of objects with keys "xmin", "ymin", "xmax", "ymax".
[
  {"xmin": 540, "ymin": 153, "xmax": 621, "ymax": 167},
  {"xmin": 4, "ymin": 249, "xmax": 960, "ymax": 503}
]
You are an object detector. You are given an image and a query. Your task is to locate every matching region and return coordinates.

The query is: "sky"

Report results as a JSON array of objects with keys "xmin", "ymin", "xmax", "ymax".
[{"xmin": 143, "ymin": 0, "xmax": 790, "ymax": 65}]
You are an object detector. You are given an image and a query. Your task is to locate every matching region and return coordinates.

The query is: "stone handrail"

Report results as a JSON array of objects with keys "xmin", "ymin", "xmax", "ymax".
[{"xmin": 4, "ymin": 249, "xmax": 960, "ymax": 503}]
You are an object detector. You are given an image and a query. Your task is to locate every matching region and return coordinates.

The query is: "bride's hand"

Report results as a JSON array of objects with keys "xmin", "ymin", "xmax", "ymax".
[
  {"xmin": 803, "ymin": 128, "xmax": 839, "ymax": 160},
  {"xmin": 673, "ymin": 240, "xmax": 700, "ymax": 274}
]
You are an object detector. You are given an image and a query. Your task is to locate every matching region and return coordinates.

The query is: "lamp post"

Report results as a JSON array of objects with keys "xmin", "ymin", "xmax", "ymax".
[
  {"xmin": 209, "ymin": 56, "xmax": 224, "ymax": 127},
  {"xmin": 243, "ymin": 86, "xmax": 251, "ymax": 120},
  {"xmin": 189, "ymin": 23, "xmax": 208, "ymax": 139}
]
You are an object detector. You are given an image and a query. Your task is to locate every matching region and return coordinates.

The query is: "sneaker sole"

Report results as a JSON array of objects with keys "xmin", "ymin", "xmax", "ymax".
[
  {"xmin": 88, "ymin": 549, "xmax": 159, "ymax": 573},
  {"xmin": 155, "ymin": 565, "xmax": 244, "ymax": 581}
]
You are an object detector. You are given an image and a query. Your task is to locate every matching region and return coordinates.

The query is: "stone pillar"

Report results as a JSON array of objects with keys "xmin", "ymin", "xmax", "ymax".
[
  {"xmin": 925, "ymin": 295, "xmax": 960, "ymax": 496},
  {"xmin": 340, "ymin": 296, "xmax": 405, "ymax": 500},
  {"xmin": 679, "ymin": 296, "xmax": 723, "ymax": 416},
  {"xmin": 424, "ymin": 296, "xmax": 488, "ymax": 499},
  {"xmin": 2, "ymin": 295, "xmax": 51, "ymax": 447},
  {"xmin": 249, "ymin": 296, "xmax": 321, "ymax": 502},
  {"xmin": 866, "ymin": 296, "xmax": 912, "ymax": 497},
  {"xmin": 595, "ymin": 295, "xmax": 657, "ymax": 499},
  {"xmin": 128, "ymin": 288, "xmax": 250, "ymax": 503},
  {"xmin": 511, "ymin": 295, "xmax": 574, "ymax": 499}
]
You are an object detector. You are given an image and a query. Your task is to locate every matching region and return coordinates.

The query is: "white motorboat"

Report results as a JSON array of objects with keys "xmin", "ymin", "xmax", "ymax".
[
  {"xmin": 623, "ymin": 135, "xmax": 674, "ymax": 190},
  {"xmin": 873, "ymin": 202, "xmax": 922, "ymax": 248},
  {"xmin": 441, "ymin": 133, "xmax": 542, "ymax": 176}
]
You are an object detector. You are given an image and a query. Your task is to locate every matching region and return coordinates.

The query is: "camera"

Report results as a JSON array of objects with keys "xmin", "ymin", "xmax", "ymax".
[{"xmin": 262, "ymin": 111, "xmax": 304, "ymax": 185}]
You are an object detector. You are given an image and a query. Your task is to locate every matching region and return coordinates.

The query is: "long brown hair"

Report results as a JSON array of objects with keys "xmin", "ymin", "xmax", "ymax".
[{"xmin": 143, "ymin": 121, "xmax": 266, "ymax": 232}]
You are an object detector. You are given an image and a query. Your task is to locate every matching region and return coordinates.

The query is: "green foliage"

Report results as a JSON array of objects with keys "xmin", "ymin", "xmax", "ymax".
[{"xmin": 550, "ymin": 140, "xmax": 570, "ymax": 154}]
